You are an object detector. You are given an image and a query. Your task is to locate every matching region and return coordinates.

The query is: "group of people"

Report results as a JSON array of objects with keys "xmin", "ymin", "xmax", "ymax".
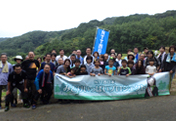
[{"xmin": 0, "ymin": 45, "xmax": 176, "ymax": 111}]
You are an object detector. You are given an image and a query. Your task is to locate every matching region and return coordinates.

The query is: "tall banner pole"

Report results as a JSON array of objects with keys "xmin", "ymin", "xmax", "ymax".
[{"xmin": 92, "ymin": 27, "xmax": 99, "ymax": 54}]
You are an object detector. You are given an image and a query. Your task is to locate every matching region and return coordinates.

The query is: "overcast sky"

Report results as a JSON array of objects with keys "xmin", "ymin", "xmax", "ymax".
[{"xmin": 0, "ymin": 0, "xmax": 175, "ymax": 37}]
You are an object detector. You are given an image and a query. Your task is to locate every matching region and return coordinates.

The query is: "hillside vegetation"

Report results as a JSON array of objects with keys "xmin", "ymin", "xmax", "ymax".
[{"xmin": 0, "ymin": 10, "xmax": 176, "ymax": 57}]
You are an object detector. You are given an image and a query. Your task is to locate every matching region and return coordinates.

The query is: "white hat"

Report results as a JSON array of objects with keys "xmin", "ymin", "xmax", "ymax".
[{"xmin": 14, "ymin": 55, "xmax": 23, "ymax": 61}]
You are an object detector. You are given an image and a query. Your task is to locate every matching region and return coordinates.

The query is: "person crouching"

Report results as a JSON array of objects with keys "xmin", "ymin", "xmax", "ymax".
[
  {"xmin": 32, "ymin": 64, "xmax": 53, "ymax": 109},
  {"xmin": 4, "ymin": 64, "xmax": 29, "ymax": 112}
]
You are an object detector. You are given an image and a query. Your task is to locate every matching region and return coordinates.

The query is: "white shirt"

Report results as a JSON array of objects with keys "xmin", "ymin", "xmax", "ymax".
[
  {"xmin": 146, "ymin": 65, "xmax": 157, "ymax": 74},
  {"xmin": 116, "ymin": 59, "xmax": 122, "ymax": 67},
  {"xmin": 56, "ymin": 55, "xmax": 67, "ymax": 62}
]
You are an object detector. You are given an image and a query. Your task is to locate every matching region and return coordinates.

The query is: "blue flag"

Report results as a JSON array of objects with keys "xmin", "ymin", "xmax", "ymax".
[{"xmin": 93, "ymin": 28, "xmax": 110, "ymax": 55}]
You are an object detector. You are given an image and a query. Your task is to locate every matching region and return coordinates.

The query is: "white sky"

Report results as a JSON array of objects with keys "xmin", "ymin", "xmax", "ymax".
[{"xmin": 0, "ymin": 0, "xmax": 175, "ymax": 37}]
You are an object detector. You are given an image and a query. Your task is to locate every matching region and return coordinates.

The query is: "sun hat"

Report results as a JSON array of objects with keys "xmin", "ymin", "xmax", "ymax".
[
  {"xmin": 14, "ymin": 55, "xmax": 23, "ymax": 61},
  {"xmin": 127, "ymin": 52, "xmax": 135, "ymax": 60}
]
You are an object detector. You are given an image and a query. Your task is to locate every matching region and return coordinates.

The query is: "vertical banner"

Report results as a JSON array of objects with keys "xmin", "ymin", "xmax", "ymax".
[{"xmin": 93, "ymin": 28, "xmax": 110, "ymax": 55}]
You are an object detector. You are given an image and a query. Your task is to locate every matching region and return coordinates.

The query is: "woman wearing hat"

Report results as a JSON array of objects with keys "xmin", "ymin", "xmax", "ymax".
[
  {"xmin": 14, "ymin": 55, "xmax": 23, "ymax": 64},
  {"xmin": 127, "ymin": 52, "xmax": 137, "ymax": 63}
]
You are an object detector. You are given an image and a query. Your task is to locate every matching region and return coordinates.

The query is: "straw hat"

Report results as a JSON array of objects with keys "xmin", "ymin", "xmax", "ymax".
[{"xmin": 127, "ymin": 52, "xmax": 135, "ymax": 60}]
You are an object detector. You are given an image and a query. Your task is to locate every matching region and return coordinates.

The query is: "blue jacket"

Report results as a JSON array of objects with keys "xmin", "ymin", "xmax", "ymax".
[{"xmin": 34, "ymin": 69, "xmax": 53, "ymax": 90}]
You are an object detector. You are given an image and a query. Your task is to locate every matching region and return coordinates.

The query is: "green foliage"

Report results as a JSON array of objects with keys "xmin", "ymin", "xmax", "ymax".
[
  {"xmin": 1, "ymin": 10, "xmax": 176, "ymax": 57},
  {"xmin": 0, "ymin": 30, "xmax": 74, "ymax": 56},
  {"xmin": 0, "ymin": 37, "xmax": 9, "ymax": 42}
]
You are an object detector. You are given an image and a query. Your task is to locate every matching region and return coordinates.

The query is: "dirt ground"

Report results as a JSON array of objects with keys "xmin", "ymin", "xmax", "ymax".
[
  {"xmin": 0, "ymin": 77, "xmax": 176, "ymax": 121},
  {"xmin": 1, "ymin": 78, "xmax": 176, "ymax": 108}
]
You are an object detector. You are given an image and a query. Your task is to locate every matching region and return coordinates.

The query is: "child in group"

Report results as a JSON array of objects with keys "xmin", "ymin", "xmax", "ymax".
[
  {"xmin": 66, "ymin": 68, "xmax": 76, "ymax": 78},
  {"xmin": 127, "ymin": 60, "xmax": 136, "ymax": 75},
  {"xmin": 79, "ymin": 65, "xmax": 88, "ymax": 75},
  {"xmin": 146, "ymin": 58, "xmax": 157, "ymax": 76},
  {"xmin": 85, "ymin": 56, "xmax": 94, "ymax": 74},
  {"xmin": 99, "ymin": 55, "xmax": 105, "ymax": 72},
  {"xmin": 72, "ymin": 59, "xmax": 81, "ymax": 75},
  {"xmin": 117, "ymin": 59, "xmax": 131, "ymax": 77},
  {"xmin": 90, "ymin": 60, "xmax": 103, "ymax": 76},
  {"xmin": 104, "ymin": 59, "xmax": 116, "ymax": 76}
]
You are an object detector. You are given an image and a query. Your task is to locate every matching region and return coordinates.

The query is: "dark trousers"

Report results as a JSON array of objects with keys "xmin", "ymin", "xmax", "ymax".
[
  {"xmin": 5, "ymin": 84, "xmax": 28, "ymax": 106},
  {"xmin": 0, "ymin": 85, "xmax": 7, "ymax": 106},
  {"xmin": 33, "ymin": 84, "xmax": 52, "ymax": 105},
  {"xmin": 27, "ymin": 79, "xmax": 36, "ymax": 104}
]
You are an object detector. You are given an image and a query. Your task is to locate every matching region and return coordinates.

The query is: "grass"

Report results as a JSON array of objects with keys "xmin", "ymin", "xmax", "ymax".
[
  {"xmin": 2, "ymin": 92, "xmax": 6, "ymax": 97},
  {"xmin": 122, "ymin": 54, "xmax": 127, "ymax": 59}
]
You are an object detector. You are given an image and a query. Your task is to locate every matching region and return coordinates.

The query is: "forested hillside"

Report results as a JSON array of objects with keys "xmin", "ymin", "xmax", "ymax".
[
  {"xmin": 0, "ymin": 29, "xmax": 74, "ymax": 56},
  {"xmin": 35, "ymin": 10, "xmax": 176, "ymax": 56},
  {"xmin": 0, "ymin": 37, "xmax": 9, "ymax": 42},
  {"xmin": 0, "ymin": 10, "xmax": 176, "ymax": 57}
]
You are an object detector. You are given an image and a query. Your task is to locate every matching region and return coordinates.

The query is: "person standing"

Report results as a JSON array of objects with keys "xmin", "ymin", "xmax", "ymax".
[
  {"xmin": 139, "ymin": 54, "xmax": 146, "ymax": 66},
  {"xmin": 134, "ymin": 47, "xmax": 139, "ymax": 63},
  {"xmin": 56, "ymin": 49, "xmax": 67, "ymax": 62},
  {"xmin": 93, "ymin": 52, "xmax": 99, "ymax": 62},
  {"xmin": 127, "ymin": 52, "xmax": 135, "ymax": 62},
  {"xmin": 124, "ymin": 49, "xmax": 132, "ymax": 60},
  {"xmin": 146, "ymin": 59, "xmax": 157, "ymax": 76},
  {"xmin": 41, "ymin": 53, "xmax": 55, "ymax": 74},
  {"xmin": 83, "ymin": 47, "xmax": 94, "ymax": 65},
  {"xmin": 55, "ymin": 58, "xmax": 64, "ymax": 71},
  {"xmin": 0, "ymin": 53, "xmax": 13, "ymax": 109},
  {"xmin": 21, "ymin": 51, "xmax": 40, "ymax": 105},
  {"xmin": 110, "ymin": 49, "xmax": 116, "ymax": 54},
  {"xmin": 143, "ymin": 47, "xmax": 149, "ymax": 57},
  {"xmin": 144, "ymin": 50, "xmax": 160, "ymax": 70},
  {"xmin": 37, "ymin": 57, "xmax": 42, "ymax": 67},
  {"xmin": 72, "ymin": 59, "xmax": 81, "ymax": 75},
  {"xmin": 4, "ymin": 64, "xmax": 29, "ymax": 111},
  {"xmin": 104, "ymin": 59, "xmax": 116, "ymax": 76},
  {"xmin": 157, "ymin": 46, "xmax": 167, "ymax": 69},
  {"xmin": 51, "ymin": 49, "xmax": 57, "ymax": 54},
  {"xmin": 70, "ymin": 54, "xmax": 76, "ymax": 68},
  {"xmin": 103, "ymin": 53, "xmax": 109, "ymax": 66},
  {"xmin": 109, "ymin": 54, "xmax": 119, "ymax": 70},
  {"xmin": 90, "ymin": 60, "xmax": 103, "ymax": 76},
  {"xmin": 51, "ymin": 53, "xmax": 58, "ymax": 66},
  {"xmin": 76, "ymin": 50, "xmax": 83, "ymax": 65},
  {"xmin": 134, "ymin": 59, "xmax": 146, "ymax": 75},
  {"xmin": 85, "ymin": 56, "xmax": 94, "ymax": 74},
  {"xmin": 116, "ymin": 53, "xmax": 122, "ymax": 67},
  {"xmin": 127, "ymin": 60, "xmax": 136, "ymax": 75},
  {"xmin": 117, "ymin": 59, "xmax": 131, "ymax": 77},
  {"xmin": 11, "ymin": 55, "xmax": 23, "ymax": 107},
  {"xmin": 160, "ymin": 45, "xmax": 176, "ymax": 81}
]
